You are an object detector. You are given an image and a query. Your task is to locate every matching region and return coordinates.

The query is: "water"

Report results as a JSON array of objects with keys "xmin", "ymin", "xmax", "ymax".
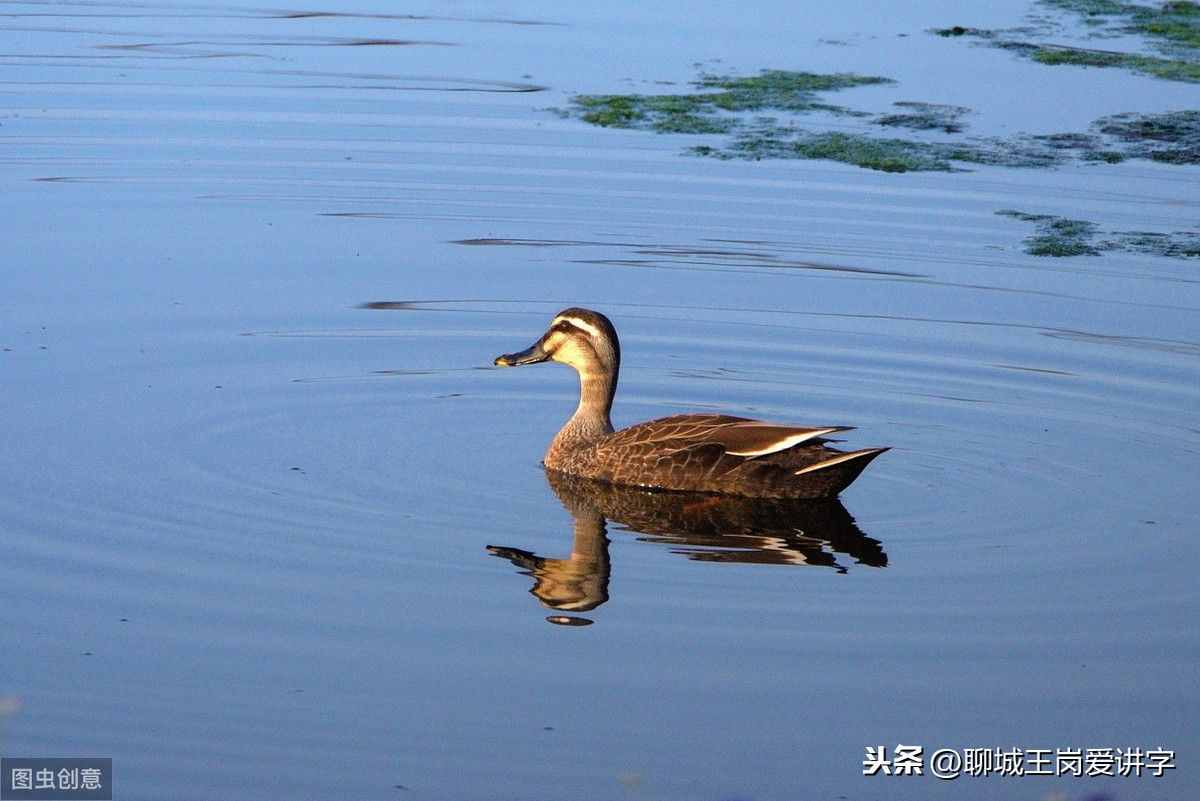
[{"xmin": 2, "ymin": 1, "xmax": 1198, "ymax": 799}]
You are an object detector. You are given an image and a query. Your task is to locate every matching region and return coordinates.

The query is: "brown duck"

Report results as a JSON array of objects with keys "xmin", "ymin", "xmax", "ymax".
[{"xmin": 494, "ymin": 308, "xmax": 887, "ymax": 499}]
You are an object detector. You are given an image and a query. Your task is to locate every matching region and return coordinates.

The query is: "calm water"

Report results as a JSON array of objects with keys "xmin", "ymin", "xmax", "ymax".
[{"xmin": 2, "ymin": 1, "xmax": 1198, "ymax": 799}]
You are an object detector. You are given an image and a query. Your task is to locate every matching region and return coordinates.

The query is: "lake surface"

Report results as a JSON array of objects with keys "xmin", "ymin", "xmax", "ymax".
[{"xmin": 2, "ymin": 1, "xmax": 1197, "ymax": 799}]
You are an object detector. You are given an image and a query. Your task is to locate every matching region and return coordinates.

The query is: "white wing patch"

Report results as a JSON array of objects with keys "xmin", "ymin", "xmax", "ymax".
[
  {"xmin": 794, "ymin": 448, "xmax": 888, "ymax": 475},
  {"xmin": 725, "ymin": 428, "xmax": 845, "ymax": 457}
]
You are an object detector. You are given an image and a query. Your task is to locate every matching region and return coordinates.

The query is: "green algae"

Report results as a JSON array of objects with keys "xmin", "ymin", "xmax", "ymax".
[
  {"xmin": 1043, "ymin": 0, "xmax": 1200, "ymax": 53},
  {"xmin": 1105, "ymin": 231, "xmax": 1200, "ymax": 257},
  {"xmin": 1027, "ymin": 43, "xmax": 1200, "ymax": 81},
  {"xmin": 944, "ymin": 2, "xmax": 1200, "ymax": 83},
  {"xmin": 945, "ymin": 138, "xmax": 1065, "ymax": 168},
  {"xmin": 1018, "ymin": 112, "xmax": 1200, "ymax": 164},
  {"xmin": 998, "ymin": 210, "xmax": 1101, "ymax": 256},
  {"xmin": 692, "ymin": 126, "xmax": 1066, "ymax": 172},
  {"xmin": 875, "ymin": 101, "xmax": 971, "ymax": 133},
  {"xmin": 571, "ymin": 93, "xmax": 736, "ymax": 133},
  {"xmin": 584, "ymin": 100, "xmax": 1199, "ymax": 172},
  {"xmin": 1026, "ymin": 45, "xmax": 1127, "ymax": 66},
  {"xmin": 562, "ymin": 65, "xmax": 1199, "ymax": 173},
  {"xmin": 998, "ymin": 209, "xmax": 1200, "ymax": 258},
  {"xmin": 945, "ymin": 33, "xmax": 1200, "ymax": 82},
  {"xmin": 1094, "ymin": 110, "xmax": 1200, "ymax": 163},
  {"xmin": 1134, "ymin": 2, "xmax": 1200, "ymax": 51},
  {"xmin": 563, "ymin": 70, "xmax": 891, "ymax": 135},
  {"xmin": 694, "ymin": 70, "xmax": 893, "ymax": 108},
  {"xmin": 795, "ymin": 134, "xmax": 955, "ymax": 172},
  {"xmin": 1028, "ymin": 220, "xmax": 1102, "ymax": 256},
  {"xmin": 715, "ymin": 130, "xmax": 958, "ymax": 172}
]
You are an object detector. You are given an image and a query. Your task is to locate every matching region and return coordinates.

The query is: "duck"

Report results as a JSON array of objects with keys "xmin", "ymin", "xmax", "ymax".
[{"xmin": 494, "ymin": 307, "xmax": 887, "ymax": 499}]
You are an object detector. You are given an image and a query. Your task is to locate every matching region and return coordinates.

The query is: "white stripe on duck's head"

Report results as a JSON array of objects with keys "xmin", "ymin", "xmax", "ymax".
[{"xmin": 494, "ymin": 307, "xmax": 620, "ymax": 378}]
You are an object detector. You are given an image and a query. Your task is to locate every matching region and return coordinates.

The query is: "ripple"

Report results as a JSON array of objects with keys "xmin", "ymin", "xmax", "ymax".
[
  {"xmin": 341, "ymin": 302, "xmax": 1199, "ymax": 559},
  {"xmin": 14, "ymin": 302, "xmax": 1185, "ymax": 583}
]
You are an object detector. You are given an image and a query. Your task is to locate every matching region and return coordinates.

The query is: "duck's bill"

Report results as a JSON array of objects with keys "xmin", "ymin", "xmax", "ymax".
[{"xmin": 494, "ymin": 340, "xmax": 550, "ymax": 367}]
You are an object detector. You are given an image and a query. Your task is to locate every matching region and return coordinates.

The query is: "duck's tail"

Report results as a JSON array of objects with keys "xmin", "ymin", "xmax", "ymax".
[{"xmin": 791, "ymin": 447, "xmax": 890, "ymax": 498}]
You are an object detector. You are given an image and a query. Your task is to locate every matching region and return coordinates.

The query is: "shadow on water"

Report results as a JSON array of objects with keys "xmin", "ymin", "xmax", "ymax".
[
  {"xmin": 0, "ymin": 0, "xmax": 560, "ymax": 26},
  {"xmin": 489, "ymin": 470, "xmax": 885, "ymax": 626},
  {"xmin": 450, "ymin": 236, "xmax": 925, "ymax": 277}
]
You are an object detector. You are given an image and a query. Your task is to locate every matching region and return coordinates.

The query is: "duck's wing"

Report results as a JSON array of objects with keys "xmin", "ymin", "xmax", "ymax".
[
  {"xmin": 706, "ymin": 421, "xmax": 853, "ymax": 456},
  {"xmin": 605, "ymin": 414, "xmax": 850, "ymax": 457},
  {"xmin": 581, "ymin": 414, "xmax": 884, "ymax": 498}
]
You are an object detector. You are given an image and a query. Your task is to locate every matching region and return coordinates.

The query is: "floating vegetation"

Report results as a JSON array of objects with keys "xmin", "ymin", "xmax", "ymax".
[
  {"xmin": 935, "ymin": 1, "xmax": 1200, "ymax": 83},
  {"xmin": 561, "ymin": 66, "xmax": 1198, "ymax": 173},
  {"xmin": 997, "ymin": 210, "xmax": 1101, "ymax": 256},
  {"xmin": 562, "ymin": 69, "xmax": 997, "ymax": 173},
  {"xmin": 562, "ymin": 70, "xmax": 891, "ymax": 135},
  {"xmin": 998, "ymin": 209, "xmax": 1200, "ymax": 258},
  {"xmin": 947, "ymin": 137, "xmax": 1065, "ymax": 168},
  {"xmin": 570, "ymin": 94, "xmax": 737, "ymax": 134},
  {"xmin": 1104, "ymin": 231, "xmax": 1200, "ymax": 257},
  {"xmin": 1043, "ymin": 0, "xmax": 1200, "ymax": 54},
  {"xmin": 1013, "ymin": 41, "xmax": 1200, "ymax": 82},
  {"xmin": 782, "ymin": 133, "xmax": 955, "ymax": 172},
  {"xmin": 1012, "ymin": 111, "xmax": 1200, "ymax": 163},
  {"xmin": 1094, "ymin": 110, "xmax": 1200, "ymax": 164},
  {"xmin": 693, "ymin": 123, "xmax": 1067, "ymax": 171},
  {"xmin": 701, "ymin": 129, "xmax": 959, "ymax": 172},
  {"xmin": 874, "ymin": 101, "xmax": 971, "ymax": 133},
  {"xmin": 692, "ymin": 70, "xmax": 894, "ymax": 108}
]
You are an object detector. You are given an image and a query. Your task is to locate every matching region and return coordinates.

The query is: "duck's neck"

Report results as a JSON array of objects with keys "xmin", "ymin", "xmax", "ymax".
[{"xmin": 546, "ymin": 369, "xmax": 615, "ymax": 461}]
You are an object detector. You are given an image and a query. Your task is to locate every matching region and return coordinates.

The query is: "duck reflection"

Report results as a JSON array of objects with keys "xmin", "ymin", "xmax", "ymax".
[{"xmin": 488, "ymin": 471, "xmax": 886, "ymax": 624}]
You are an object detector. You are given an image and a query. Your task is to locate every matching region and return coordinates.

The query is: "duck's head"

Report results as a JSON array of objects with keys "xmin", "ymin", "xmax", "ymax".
[{"xmin": 494, "ymin": 307, "xmax": 620, "ymax": 378}]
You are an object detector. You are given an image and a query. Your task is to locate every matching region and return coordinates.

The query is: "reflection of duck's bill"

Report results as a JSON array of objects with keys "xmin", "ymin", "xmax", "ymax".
[
  {"xmin": 794, "ymin": 447, "xmax": 890, "ymax": 476},
  {"xmin": 485, "ymin": 544, "xmax": 540, "ymax": 570},
  {"xmin": 546, "ymin": 615, "xmax": 593, "ymax": 627}
]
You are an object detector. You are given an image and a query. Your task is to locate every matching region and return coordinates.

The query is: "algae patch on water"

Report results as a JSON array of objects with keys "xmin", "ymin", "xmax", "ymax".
[
  {"xmin": 998, "ymin": 209, "xmax": 1200, "ymax": 258},
  {"xmin": 695, "ymin": 125, "xmax": 1064, "ymax": 172},
  {"xmin": 560, "ymin": 67, "xmax": 1199, "ymax": 172},
  {"xmin": 1108, "ymin": 231, "xmax": 1200, "ymax": 257},
  {"xmin": 874, "ymin": 102, "xmax": 971, "ymax": 133},
  {"xmin": 997, "ymin": 210, "xmax": 1101, "ymax": 256},
  {"xmin": 565, "ymin": 70, "xmax": 892, "ymax": 135},
  {"xmin": 1013, "ymin": 40, "xmax": 1200, "ymax": 82},
  {"xmin": 1043, "ymin": 0, "xmax": 1200, "ymax": 53},
  {"xmin": 1094, "ymin": 110, "xmax": 1200, "ymax": 163},
  {"xmin": 561, "ymin": 69, "xmax": 995, "ymax": 173},
  {"xmin": 937, "ymin": 1, "xmax": 1200, "ymax": 83},
  {"xmin": 561, "ymin": 69, "xmax": 991, "ymax": 173},
  {"xmin": 700, "ymin": 128, "xmax": 960, "ymax": 172}
]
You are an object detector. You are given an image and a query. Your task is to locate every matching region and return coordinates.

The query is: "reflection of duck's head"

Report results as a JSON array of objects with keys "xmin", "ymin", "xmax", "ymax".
[
  {"xmin": 486, "ymin": 543, "xmax": 610, "ymax": 612},
  {"xmin": 486, "ymin": 497, "xmax": 610, "ymax": 613}
]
